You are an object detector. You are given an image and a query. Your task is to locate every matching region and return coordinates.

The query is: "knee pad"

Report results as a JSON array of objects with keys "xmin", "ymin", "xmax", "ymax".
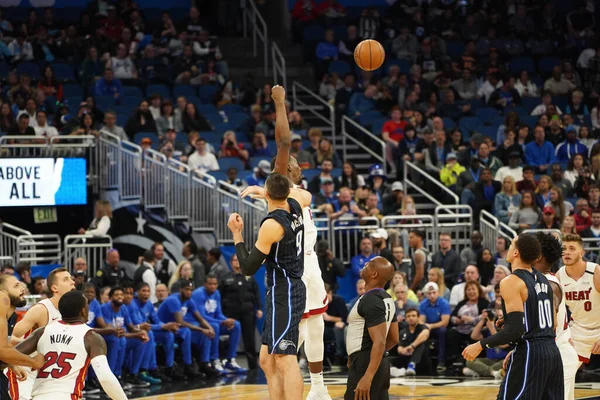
[{"xmin": 304, "ymin": 315, "xmax": 325, "ymax": 363}]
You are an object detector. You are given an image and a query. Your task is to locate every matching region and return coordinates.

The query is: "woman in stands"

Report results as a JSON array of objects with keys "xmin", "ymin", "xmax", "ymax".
[
  {"xmin": 494, "ymin": 176, "xmax": 522, "ymax": 224},
  {"xmin": 79, "ymin": 200, "xmax": 113, "ymax": 237},
  {"xmin": 125, "ymin": 100, "xmax": 157, "ymax": 138},
  {"xmin": 338, "ymin": 162, "xmax": 365, "ymax": 193},
  {"xmin": 564, "ymin": 153, "xmax": 594, "ymax": 186},
  {"xmin": 509, "ymin": 190, "xmax": 540, "ymax": 232},
  {"xmin": 477, "ymin": 249, "xmax": 496, "ymax": 287},
  {"xmin": 255, "ymin": 83, "xmax": 273, "ymax": 109},
  {"xmin": 496, "ymin": 111, "xmax": 520, "ymax": 145},
  {"xmin": 448, "ymin": 128, "xmax": 467, "ymax": 153},
  {"xmin": 71, "ymin": 112, "xmax": 99, "ymax": 137},
  {"xmin": 156, "ymin": 100, "xmax": 183, "ymax": 137},
  {"xmin": 0, "ymin": 103, "xmax": 15, "ymax": 133},
  {"xmin": 168, "ymin": 261, "xmax": 194, "ymax": 293},
  {"xmin": 38, "ymin": 66, "xmax": 63, "ymax": 102},
  {"xmin": 386, "ymin": 271, "xmax": 419, "ymax": 303},
  {"xmin": 535, "ymin": 175, "xmax": 553, "ymax": 209},
  {"xmin": 182, "ymin": 102, "xmax": 211, "ymax": 132},
  {"xmin": 561, "ymin": 215, "xmax": 578, "ymax": 235},
  {"xmin": 427, "ymin": 268, "xmax": 450, "ymax": 300},
  {"xmin": 314, "ymin": 138, "xmax": 341, "ymax": 168},
  {"xmin": 544, "ymin": 186, "xmax": 572, "ymax": 224},
  {"xmin": 514, "ymin": 70, "xmax": 539, "ymax": 98},
  {"xmin": 577, "ymin": 125, "xmax": 595, "ymax": 149}
]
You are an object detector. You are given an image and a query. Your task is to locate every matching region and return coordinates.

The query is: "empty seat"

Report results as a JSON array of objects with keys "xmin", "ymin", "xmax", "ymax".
[
  {"xmin": 218, "ymin": 157, "xmax": 246, "ymax": 171},
  {"xmin": 17, "ymin": 62, "xmax": 41, "ymax": 79},
  {"xmin": 146, "ymin": 84, "xmax": 171, "ymax": 99},
  {"xmin": 474, "ymin": 108, "xmax": 499, "ymax": 125},
  {"xmin": 509, "ymin": 56, "xmax": 535, "ymax": 74},
  {"xmin": 458, "ymin": 116, "xmax": 483, "ymax": 134},
  {"xmin": 51, "ymin": 63, "xmax": 75, "ymax": 81},
  {"xmin": 328, "ymin": 60, "xmax": 352, "ymax": 76},
  {"xmin": 173, "ymin": 84, "xmax": 197, "ymax": 99},
  {"xmin": 249, "ymin": 156, "xmax": 271, "ymax": 169},
  {"xmin": 198, "ymin": 85, "xmax": 219, "ymax": 104}
]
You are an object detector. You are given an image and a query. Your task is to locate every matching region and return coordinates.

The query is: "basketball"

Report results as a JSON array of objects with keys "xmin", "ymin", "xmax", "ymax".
[{"xmin": 354, "ymin": 39, "xmax": 385, "ymax": 71}]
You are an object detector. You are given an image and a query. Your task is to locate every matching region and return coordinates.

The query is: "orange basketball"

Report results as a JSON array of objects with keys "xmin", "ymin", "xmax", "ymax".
[{"xmin": 354, "ymin": 39, "xmax": 385, "ymax": 71}]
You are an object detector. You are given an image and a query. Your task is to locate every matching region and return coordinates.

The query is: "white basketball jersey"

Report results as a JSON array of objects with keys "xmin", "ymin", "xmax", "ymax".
[
  {"xmin": 557, "ymin": 262, "xmax": 600, "ymax": 331},
  {"xmin": 32, "ymin": 322, "xmax": 91, "ymax": 398},
  {"xmin": 293, "ymin": 184, "xmax": 317, "ymax": 254},
  {"xmin": 546, "ymin": 273, "xmax": 571, "ymax": 347},
  {"xmin": 39, "ymin": 299, "xmax": 61, "ymax": 324}
]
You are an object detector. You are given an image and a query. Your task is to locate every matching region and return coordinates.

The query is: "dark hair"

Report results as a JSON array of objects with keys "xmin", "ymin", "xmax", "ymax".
[
  {"xmin": 18, "ymin": 114, "xmax": 29, "ymax": 121},
  {"xmin": 208, "ymin": 247, "xmax": 221, "ymax": 259},
  {"xmin": 16, "ymin": 262, "xmax": 30, "ymax": 275},
  {"xmin": 142, "ymin": 249, "xmax": 155, "ymax": 263},
  {"xmin": 185, "ymin": 241, "xmax": 198, "ymax": 255},
  {"xmin": 108, "ymin": 286, "xmax": 123, "ymax": 298},
  {"xmin": 121, "ymin": 280, "xmax": 134, "ymax": 291},
  {"xmin": 0, "ymin": 265, "xmax": 14, "ymax": 274},
  {"xmin": 340, "ymin": 162, "xmax": 359, "ymax": 190},
  {"xmin": 206, "ymin": 273, "xmax": 218, "ymax": 281},
  {"xmin": 59, "ymin": 290, "xmax": 87, "ymax": 320},
  {"xmin": 562, "ymin": 233, "xmax": 583, "ymax": 247},
  {"xmin": 135, "ymin": 282, "xmax": 150, "ymax": 291},
  {"xmin": 405, "ymin": 308, "xmax": 420, "ymax": 316},
  {"xmin": 515, "ymin": 234, "xmax": 541, "ymax": 264},
  {"xmin": 519, "ymin": 190, "xmax": 538, "ymax": 212},
  {"xmin": 409, "ymin": 229, "xmax": 425, "ymax": 239},
  {"xmin": 82, "ymin": 282, "xmax": 97, "ymax": 292},
  {"xmin": 150, "ymin": 242, "xmax": 163, "ymax": 252},
  {"xmin": 265, "ymin": 173, "xmax": 291, "ymax": 201},
  {"xmin": 535, "ymin": 232, "xmax": 562, "ymax": 266},
  {"xmin": 566, "ymin": 153, "xmax": 588, "ymax": 172}
]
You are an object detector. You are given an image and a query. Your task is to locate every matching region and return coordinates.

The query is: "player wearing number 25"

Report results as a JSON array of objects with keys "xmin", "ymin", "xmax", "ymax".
[
  {"xmin": 15, "ymin": 290, "xmax": 128, "ymax": 400},
  {"xmin": 228, "ymin": 172, "xmax": 312, "ymax": 400},
  {"xmin": 462, "ymin": 233, "xmax": 564, "ymax": 399}
]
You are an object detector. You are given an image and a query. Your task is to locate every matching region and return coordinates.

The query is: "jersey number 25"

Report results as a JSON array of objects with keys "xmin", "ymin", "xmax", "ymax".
[{"xmin": 37, "ymin": 351, "xmax": 76, "ymax": 379}]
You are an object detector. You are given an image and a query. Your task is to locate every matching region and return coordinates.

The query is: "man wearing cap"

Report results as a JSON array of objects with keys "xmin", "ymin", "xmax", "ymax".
[
  {"xmin": 458, "ymin": 133, "xmax": 483, "ymax": 166},
  {"xmin": 535, "ymin": 206, "xmax": 561, "ymax": 230},
  {"xmin": 494, "ymin": 151, "xmax": 523, "ymax": 184},
  {"xmin": 440, "ymin": 152, "xmax": 465, "ymax": 189},
  {"xmin": 418, "ymin": 282, "xmax": 450, "ymax": 368},
  {"xmin": 157, "ymin": 279, "xmax": 219, "ymax": 376},
  {"xmin": 555, "ymin": 125, "xmax": 589, "ymax": 162},
  {"xmin": 308, "ymin": 159, "xmax": 338, "ymax": 193},
  {"xmin": 370, "ymin": 229, "xmax": 394, "ymax": 265},
  {"xmin": 255, "ymin": 108, "xmax": 276, "ymax": 139},
  {"xmin": 382, "ymin": 181, "xmax": 404, "ymax": 215},
  {"xmin": 313, "ymin": 177, "xmax": 338, "ymax": 212},
  {"xmin": 95, "ymin": 249, "xmax": 128, "ymax": 288},
  {"xmin": 525, "ymin": 125, "xmax": 555, "ymax": 173},
  {"xmin": 245, "ymin": 159, "xmax": 271, "ymax": 187},
  {"xmin": 291, "ymin": 133, "xmax": 315, "ymax": 169}
]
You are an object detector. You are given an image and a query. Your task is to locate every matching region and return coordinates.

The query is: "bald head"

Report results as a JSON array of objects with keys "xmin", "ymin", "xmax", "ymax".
[{"xmin": 360, "ymin": 256, "xmax": 394, "ymax": 287}]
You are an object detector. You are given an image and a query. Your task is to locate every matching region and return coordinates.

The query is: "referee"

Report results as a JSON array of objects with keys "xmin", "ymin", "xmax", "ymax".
[{"xmin": 345, "ymin": 256, "xmax": 398, "ymax": 400}]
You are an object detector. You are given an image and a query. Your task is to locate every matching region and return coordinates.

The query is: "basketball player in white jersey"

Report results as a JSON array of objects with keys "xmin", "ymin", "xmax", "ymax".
[
  {"xmin": 559, "ymin": 233, "xmax": 600, "ymax": 368},
  {"xmin": 241, "ymin": 85, "xmax": 330, "ymax": 399},
  {"xmin": 15, "ymin": 290, "xmax": 127, "ymax": 400},
  {"xmin": 534, "ymin": 232, "xmax": 579, "ymax": 400},
  {"xmin": 9, "ymin": 268, "xmax": 75, "ymax": 400}
]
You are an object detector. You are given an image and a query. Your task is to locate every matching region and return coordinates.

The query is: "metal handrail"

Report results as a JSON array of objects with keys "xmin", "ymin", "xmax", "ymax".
[
  {"xmin": 242, "ymin": 0, "xmax": 268, "ymax": 76},
  {"xmin": 403, "ymin": 161, "xmax": 459, "ymax": 205},
  {"xmin": 499, "ymin": 222, "xmax": 517, "ymax": 241},
  {"xmin": 341, "ymin": 115, "xmax": 386, "ymax": 172},
  {"xmin": 292, "ymin": 81, "xmax": 336, "ymax": 143},
  {"xmin": 272, "ymin": 42, "xmax": 287, "ymax": 91}
]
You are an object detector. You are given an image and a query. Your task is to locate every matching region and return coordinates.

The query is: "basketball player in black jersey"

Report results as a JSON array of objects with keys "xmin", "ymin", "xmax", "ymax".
[
  {"xmin": 462, "ymin": 233, "xmax": 564, "ymax": 400},
  {"xmin": 228, "ymin": 173, "xmax": 312, "ymax": 400}
]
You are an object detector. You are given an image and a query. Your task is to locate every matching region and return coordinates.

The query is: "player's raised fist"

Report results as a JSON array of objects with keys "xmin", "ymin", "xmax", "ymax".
[
  {"xmin": 271, "ymin": 85, "xmax": 285, "ymax": 103},
  {"xmin": 227, "ymin": 213, "xmax": 244, "ymax": 233}
]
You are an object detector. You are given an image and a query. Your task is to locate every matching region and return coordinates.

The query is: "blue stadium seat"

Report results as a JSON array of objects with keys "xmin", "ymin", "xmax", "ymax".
[
  {"xmin": 218, "ymin": 157, "xmax": 246, "ymax": 171},
  {"xmin": 521, "ymin": 115, "xmax": 538, "ymax": 129},
  {"xmin": 328, "ymin": 60, "xmax": 352, "ymax": 76},
  {"xmin": 504, "ymin": 106, "xmax": 529, "ymax": 119},
  {"xmin": 207, "ymin": 170, "xmax": 228, "ymax": 181},
  {"xmin": 553, "ymin": 96, "xmax": 568, "ymax": 113},
  {"xmin": 302, "ymin": 168, "xmax": 321, "ymax": 182},
  {"xmin": 235, "ymin": 131, "xmax": 249, "ymax": 143},
  {"xmin": 116, "ymin": 113, "xmax": 128, "ymax": 127},
  {"xmin": 95, "ymin": 95, "xmax": 116, "ymax": 111},
  {"xmin": 521, "ymin": 97, "xmax": 540, "ymax": 113},
  {"xmin": 538, "ymin": 56, "xmax": 561, "ymax": 77},
  {"xmin": 509, "ymin": 56, "xmax": 535, "ymax": 74},
  {"xmin": 66, "ymin": 96, "xmax": 83, "ymax": 109},
  {"xmin": 266, "ymin": 140, "xmax": 277, "ymax": 155},
  {"xmin": 16, "ymin": 62, "xmax": 41, "ymax": 79},
  {"xmin": 206, "ymin": 115, "xmax": 225, "ymax": 127},
  {"xmin": 249, "ymin": 156, "xmax": 270, "ymax": 169},
  {"xmin": 442, "ymin": 118, "xmax": 456, "ymax": 130},
  {"xmin": 468, "ymin": 98, "xmax": 485, "ymax": 111},
  {"xmin": 303, "ymin": 25, "xmax": 325, "ymax": 42},
  {"xmin": 371, "ymin": 118, "xmax": 388, "ymax": 136},
  {"xmin": 237, "ymin": 170, "xmax": 253, "ymax": 180},
  {"xmin": 446, "ymin": 42, "xmax": 465, "ymax": 60},
  {"xmin": 491, "ymin": 116, "xmax": 506, "ymax": 127},
  {"xmin": 220, "ymin": 104, "xmax": 244, "ymax": 115},
  {"xmin": 331, "ymin": 168, "xmax": 342, "ymax": 178},
  {"xmin": 51, "ymin": 63, "xmax": 75, "ymax": 81},
  {"xmin": 175, "ymin": 132, "xmax": 188, "ymax": 143},
  {"xmin": 0, "ymin": 63, "xmax": 9, "ymax": 78},
  {"xmin": 133, "ymin": 132, "xmax": 159, "ymax": 147},
  {"xmin": 198, "ymin": 85, "xmax": 219, "ymax": 104},
  {"xmin": 384, "ymin": 59, "xmax": 411, "ymax": 74},
  {"xmin": 474, "ymin": 108, "xmax": 499, "ymax": 125},
  {"xmin": 200, "ymin": 132, "xmax": 221, "ymax": 143},
  {"xmin": 458, "ymin": 116, "xmax": 483, "ymax": 134},
  {"xmin": 332, "ymin": 25, "xmax": 348, "ymax": 41},
  {"xmin": 359, "ymin": 110, "xmax": 384, "ymax": 126},
  {"xmin": 480, "ymin": 126, "xmax": 498, "ymax": 140},
  {"xmin": 228, "ymin": 113, "xmax": 250, "ymax": 131},
  {"xmin": 198, "ymin": 104, "xmax": 218, "ymax": 115},
  {"xmin": 173, "ymin": 84, "xmax": 197, "ymax": 98},
  {"xmin": 63, "ymin": 83, "xmax": 84, "ymax": 98},
  {"xmin": 121, "ymin": 95, "xmax": 144, "ymax": 106},
  {"xmin": 146, "ymin": 84, "xmax": 171, "ymax": 99},
  {"xmin": 115, "ymin": 104, "xmax": 136, "ymax": 115}
]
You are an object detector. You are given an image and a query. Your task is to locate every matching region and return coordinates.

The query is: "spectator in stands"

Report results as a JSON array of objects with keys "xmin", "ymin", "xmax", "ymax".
[
  {"xmin": 440, "ymin": 90, "xmax": 471, "ymax": 121},
  {"xmin": 315, "ymin": 240, "xmax": 344, "ymax": 289},
  {"xmin": 33, "ymin": 111, "xmax": 58, "ymax": 138},
  {"xmin": 337, "ymin": 162, "xmax": 364, "ymax": 193},
  {"xmin": 168, "ymin": 261, "xmax": 193, "ymax": 294},
  {"xmin": 369, "ymin": 229, "xmax": 392, "ymax": 263},
  {"xmin": 419, "ymin": 282, "xmax": 450, "ymax": 368},
  {"xmin": 536, "ymin": 205, "xmax": 561, "ymax": 230},
  {"xmin": 329, "ymin": 186, "xmax": 357, "ymax": 220},
  {"xmin": 192, "ymin": 274, "xmax": 246, "ymax": 374},
  {"xmin": 0, "ymin": 103, "xmax": 16, "ymax": 133},
  {"xmin": 36, "ymin": 66, "xmax": 63, "ymax": 101},
  {"xmin": 382, "ymin": 181, "xmax": 404, "ymax": 216},
  {"xmin": 204, "ymin": 248, "xmax": 228, "ymax": 285},
  {"xmin": 544, "ymin": 66, "xmax": 576, "ymax": 96},
  {"xmin": 78, "ymin": 200, "xmax": 112, "ymax": 237},
  {"xmin": 368, "ymin": 164, "xmax": 389, "ymax": 206},
  {"xmin": 525, "ymin": 125, "xmax": 555, "ymax": 173},
  {"xmin": 95, "ymin": 68, "xmax": 122, "ymax": 100},
  {"xmin": 494, "ymin": 176, "xmax": 522, "ymax": 225},
  {"xmin": 546, "ymin": 116, "xmax": 566, "ymax": 147},
  {"xmin": 427, "ymin": 268, "xmax": 450, "ymax": 301},
  {"xmin": 157, "ymin": 280, "xmax": 218, "ymax": 377},
  {"xmin": 17, "ymin": 98, "xmax": 37, "ymax": 126},
  {"xmin": 30, "ymin": 277, "xmax": 46, "ymax": 296},
  {"xmin": 550, "ymin": 162, "xmax": 573, "ymax": 198},
  {"xmin": 8, "ymin": 33, "xmax": 33, "ymax": 62},
  {"xmin": 315, "ymin": 28, "xmax": 338, "ymax": 78},
  {"xmin": 0, "ymin": 264, "xmax": 14, "ymax": 276},
  {"xmin": 566, "ymin": 90, "xmax": 589, "ymax": 125},
  {"xmin": 11, "ymin": 114, "xmax": 34, "ymax": 136},
  {"xmin": 564, "ymin": 154, "xmax": 591, "ymax": 187},
  {"xmin": 219, "ymin": 131, "xmax": 249, "ymax": 162},
  {"xmin": 516, "ymin": 165, "xmax": 536, "ymax": 193},
  {"xmin": 312, "ymin": 178, "xmax": 337, "ymax": 211},
  {"xmin": 70, "ymin": 112, "xmax": 99, "ymax": 138},
  {"xmin": 393, "ymin": 281, "xmax": 419, "ymax": 324},
  {"xmin": 151, "ymin": 242, "xmax": 176, "ymax": 287},
  {"xmin": 351, "ymin": 237, "xmax": 375, "ymax": 278},
  {"xmin": 561, "ymin": 215, "xmax": 578, "ymax": 235},
  {"xmin": 556, "ymin": 125, "xmax": 588, "ymax": 162},
  {"xmin": 478, "ymin": 142, "xmax": 503, "ymax": 178},
  {"xmin": 187, "ymin": 138, "xmax": 219, "ymax": 174},
  {"xmin": 581, "ymin": 208, "xmax": 600, "ymax": 241},
  {"xmin": 574, "ymin": 165, "xmax": 596, "ymax": 199},
  {"xmin": 545, "ymin": 186, "xmax": 573, "ymax": 223},
  {"xmin": 452, "ymin": 68, "xmax": 478, "ymax": 100},
  {"xmin": 460, "ymin": 231, "xmax": 483, "ymax": 268},
  {"xmin": 395, "ymin": 125, "xmax": 420, "ymax": 177},
  {"xmin": 348, "ymin": 279, "xmax": 366, "ymax": 310},
  {"xmin": 100, "ymin": 111, "xmax": 127, "ymax": 141},
  {"xmin": 488, "ymin": 75, "xmax": 521, "ymax": 110},
  {"xmin": 291, "ymin": 0, "xmax": 317, "ymax": 43},
  {"xmin": 424, "ymin": 130, "xmax": 451, "ymax": 175},
  {"xmin": 493, "ymin": 237, "xmax": 509, "ymax": 267},
  {"xmin": 16, "ymin": 262, "xmax": 32, "ymax": 290},
  {"xmin": 473, "ymin": 167, "xmax": 502, "ymax": 220},
  {"xmin": 464, "ymin": 306, "xmax": 508, "ymax": 379},
  {"xmin": 457, "ymin": 157, "xmax": 482, "ymax": 207},
  {"xmin": 313, "ymin": 139, "xmax": 340, "ymax": 168},
  {"xmin": 125, "ymin": 101, "xmax": 156, "ymax": 138},
  {"xmin": 323, "ymin": 285, "xmax": 348, "ymax": 366},
  {"xmin": 182, "ymin": 103, "xmax": 211, "ymax": 133},
  {"xmin": 348, "ymin": 84, "xmax": 377, "ymax": 118},
  {"xmin": 477, "ymin": 248, "xmax": 496, "ymax": 287},
  {"xmin": 381, "ymin": 106, "xmax": 406, "ymax": 167},
  {"xmin": 338, "ymin": 25, "xmax": 360, "ymax": 62},
  {"xmin": 496, "ymin": 149, "xmax": 524, "ymax": 182},
  {"xmin": 247, "ymin": 131, "xmax": 271, "ymax": 158},
  {"xmin": 308, "ymin": 159, "xmax": 336, "ymax": 193},
  {"xmin": 255, "ymin": 109, "xmax": 276, "ymax": 139},
  {"xmin": 408, "ymin": 230, "xmax": 429, "ymax": 291},
  {"xmin": 181, "ymin": 241, "xmax": 206, "ymax": 288},
  {"xmin": 509, "ymin": 190, "xmax": 540, "ymax": 232},
  {"xmin": 390, "ymin": 245, "xmax": 409, "ymax": 275},
  {"xmin": 531, "ymin": 91, "xmax": 562, "ymax": 116},
  {"xmin": 245, "ymin": 160, "xmax": 270, "ymax": 187},
  {"xmin": 477, "ymin": 72, "xmax": 502, "ymax": 103},
  {"xmin": 535, "ymin": 175, "xmax": 553, "ymax": 209},
  {"xmin": 355, "ymin": 193, "xmax": 383, "ymax": 220},
  {"xmin": 391, "ymin": 308, "xmax": 430, "ymax": 377},
  {"xmin": 419, "ymin": 91, "xmax": 441, "ymax": 120},
  {"xmin": 81, "ymin": 46, "xmax": 104, "ymax": 84},
  {"xmin": 449, "ymin": 265, "xmax": 481, "ymax": 308},
  {"xmin": 334, "ymin": 74, "xmax": 356, "ymax": 117},
  {"xmin": 514, "ymin": 70, "xmax": 539, "ymax": 98},
  {"xmin": 107, "ymin": 42, "xmax": 138, "ymax": 81},
  {"xmin": 431, "ymin": 232, "xmax": 463, "ymax": 287}
]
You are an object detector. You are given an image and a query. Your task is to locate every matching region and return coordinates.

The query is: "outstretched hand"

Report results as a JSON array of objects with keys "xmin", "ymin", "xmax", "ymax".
[
  {"xmin": 228, "ymin": 213, "xmax": 244, "ymax": 234},
  {"xmin": 241, "ymin": 186, "xmax": 266, "ymax": 199},
  {"xmin": 271, "ymin": 85, "xmax": 285, "ymax": 103}
]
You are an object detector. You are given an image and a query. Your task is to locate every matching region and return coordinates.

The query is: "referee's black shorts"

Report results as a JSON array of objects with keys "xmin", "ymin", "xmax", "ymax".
[
  {"xmin": 262, "ymin": 279, "xmax": 306, "ymax": 355},
  {"xmin": 497, "ymin": 339, "xmax": 564, "ymax": 400},
  {"xmin": 345, "ymin": 350, "xmax": 390, "ymax": 400}
]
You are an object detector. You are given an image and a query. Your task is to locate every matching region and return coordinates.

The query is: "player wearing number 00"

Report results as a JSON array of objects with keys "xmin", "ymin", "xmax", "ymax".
[
  {"xmin": 15, "ymin": 290, "xmax": 128, "ymax": 400},
  {"xmin": 462, "ymin": 233, "xmax": 564, "ymax": 399},
  {"xmin": 228, "ymin": 172, "xmax": 312, "ymax": 400}
]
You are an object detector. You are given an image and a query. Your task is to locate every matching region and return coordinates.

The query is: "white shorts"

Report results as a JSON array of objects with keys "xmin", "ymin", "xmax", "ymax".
[
  {"xmin": 14, "ymin": 367, "xmax": 35, "ymax": 400},
  {"xmin": 558, "ymin": 341, "xmax": 579, "ymax": 400},
  {"xmin": 32, "ymin": 394, "xmax": 71, "ymax": 400},
  {"xmin": 570, "ymin": 323, "xmax": 600, "ymax": 363},
  {"xmin": 302, "ymin": 253, "xmax": 328, "ymax": 317}
]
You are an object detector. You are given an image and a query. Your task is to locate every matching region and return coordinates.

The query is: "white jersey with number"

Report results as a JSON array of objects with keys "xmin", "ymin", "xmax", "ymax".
[
  {"xmin": 15, "ymin": 299, "xmax": 62, "ymax": 400},
  {"xmin": 545, "ymin": 274, "xmax": 571, "ymax": 346},
  {"xmin": 32, "ymin": 322, "xmax": 91, "ymax": 399}
]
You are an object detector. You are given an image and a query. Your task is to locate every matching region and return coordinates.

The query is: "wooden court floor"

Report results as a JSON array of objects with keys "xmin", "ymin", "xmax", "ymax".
[{"xmin": 134, "ymin": 381, "xmax": 600, "ymax": 400}]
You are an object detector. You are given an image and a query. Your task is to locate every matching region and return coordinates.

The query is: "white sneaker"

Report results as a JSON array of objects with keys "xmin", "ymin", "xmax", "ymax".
[
  {"xmin": 462, "ymin": 367, "xmax": 479, "ymax": 377},
  {"xmin": 390, "ymin": 367, "xmax": 406, "ymax": 377},
  {"xmin": 306, "ymin": 388, "xmax": 332, "ymax": 400},
  {"xmin": 212, "ymin": 359, "xmax": 226, "ymax": 373},
  {"xmin": 492, "ymin": 370, "xmax": 503, "ymax": 379},
  {"xmin": 299, "ymin": 358, "xmax": 308, "ymax": 369}
]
